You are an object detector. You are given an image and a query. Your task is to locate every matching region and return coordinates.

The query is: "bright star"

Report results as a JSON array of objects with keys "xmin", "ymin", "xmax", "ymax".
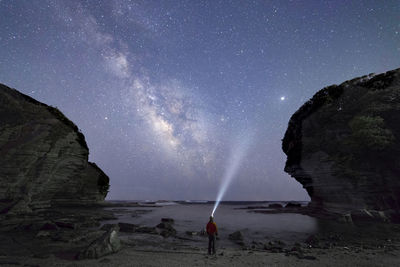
[{"xmin": 280, "ymin": 96, "xmax": 285, "ymax": 101}]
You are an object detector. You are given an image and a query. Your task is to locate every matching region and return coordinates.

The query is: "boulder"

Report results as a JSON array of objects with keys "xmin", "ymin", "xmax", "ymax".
[
  {"xmin": 78, "ymin": 225, "xmax": 121, "ymax": 259},
  {"xmin": 282, "ymin": 68, "xmax": 400, "ymax": 222},
  {"xmin": 0, "ymin": 83, "xmax": 109, "ymax": 216},
  {"xmin": 118, "ymin": 222, "xmax": 138, "ymax": 233},
  {"xmin": 156, "ymin": 222, "xmax": 177, "ymax": 237},
  {"xmin": 229, "ymin": 231, "xmax": 244, "ymax": 246},
  {"xmin": 229, "ymin": 231, "xmax": 244, "ymax": 241},
  {"xmin": 161, "ymin": 218, "xmax": 174, "ymax": 224}
]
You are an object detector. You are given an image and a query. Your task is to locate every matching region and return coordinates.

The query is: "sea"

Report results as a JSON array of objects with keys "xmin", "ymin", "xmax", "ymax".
[{"xmin": 104, "ymin": 200, "xmax": 321, "ymax": 246}]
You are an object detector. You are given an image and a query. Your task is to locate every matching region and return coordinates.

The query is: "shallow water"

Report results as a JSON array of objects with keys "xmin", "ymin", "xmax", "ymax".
[{"xmin": 106, "ymin": 202, "xmax": 319, "ymax": 246}]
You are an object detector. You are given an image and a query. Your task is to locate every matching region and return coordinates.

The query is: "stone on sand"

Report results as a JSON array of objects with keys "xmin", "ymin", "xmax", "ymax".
[{"xmin": 78, "ymin": 225, "xmax": 121, "ymax": 259}]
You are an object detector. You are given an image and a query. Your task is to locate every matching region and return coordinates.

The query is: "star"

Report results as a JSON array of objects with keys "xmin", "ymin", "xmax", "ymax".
[{"xmin": 1, "ymin": 0, "xmax": 395, "ymax": 201}]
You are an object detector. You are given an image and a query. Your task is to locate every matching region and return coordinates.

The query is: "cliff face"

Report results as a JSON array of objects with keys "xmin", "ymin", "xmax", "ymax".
[
  {"xmin": 0, "ymin": 84, "xmax": 109, "ymax": 215},
  {"xmin": 282, "ymin": 68, "xmax": 400, "ymax": 222}
]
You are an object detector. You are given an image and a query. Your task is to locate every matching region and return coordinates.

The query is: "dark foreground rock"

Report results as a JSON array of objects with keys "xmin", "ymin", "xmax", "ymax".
[
  {"xmin": 161, "ymin": 218, "xmax": 175, "ymax": 224},
  {"xmin": 229, "ymin": 231, "xmax": 245, "ymax": 246},
  {"xmin": 0, "ymin": 83, "xmax": 109, "ymax": 216},
  {"xmin": 156, "ymin": 219, "xmax": 177, "ymax": 237},
  {"xmin": 118, "ymin": 222, "xmax": 139, "ymax": 233},
  {"xmin": 78, "ymin": 225, "xmax": 121, "ymax": 259},
  {"xmin": 264, "ymin": 240, "xmax": 286, "ymax": 253},
  {"xmin": 282, "ymin": 68, "xmax": 400, "ymax": 222}
]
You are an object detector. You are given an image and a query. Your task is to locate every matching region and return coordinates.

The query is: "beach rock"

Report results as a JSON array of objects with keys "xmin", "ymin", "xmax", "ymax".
[
  {"xmin": 135, "ymin": 226, "xmax": 159, "ymax": 235},
  {"xmin": 100, "ymin": 224, "xmax": 117, "ymax": 231},
  {"xmin": 286, "ymin": 250, "xmax": 303, "ymax": 258},
  {"xmin": 156, "ymin": 222, "xmax": 177, "ymax": 237},
  {"xmin": 185, "ymin": 231, "xmax": 198, "ymax": 236},
  {"xmin": 229, "ymin": 231, "xmax": 244, "ymax": 241},
  {"xmin": 305, "ymin": 235, "xmax": 320, "ymax": 248},
  {"xmin": 229, "ymin": 231, "xmax": 245, "ymax": 246},
  {"xmin": 282, "ymin": 68, "xmax": 400, "ymax": 222},
  {"xmin": 350, "ymin": 209, "xmax": 389, "ymax": 222},
  {"xmin": 118, "ymin": 222, "xmax": 138, "ymax": 233},
  {"xmin": 161, "ymin": 218, "xmax": 174, "ymax": 224},
  {"xmin": 199, "ymin": 229, "xmax": 207, "ymax": 236},
  {"xmin": 264, "ymin": 240, "xmax": 286, "ymax": 253},
  {"xmin": 290, "ymin": 243, "xmax": 304, "ymax": 253},
  {"xmin": 268, "ymin": 203, "xmax": 283, "ymax": 208},
  {"xmin": 285, "ymin": 202, "xmax": 301, "ymax": 208},
  {"xmin": 0, "ymin": 83, "xmax": 109, "ymax": 216},
  {"xmin": 251, "ymin": 241, "xmax": 264, "ymax": 249},
  {"xmin": 78, "ymin": 225, "xmax": 121, "ymax": 259}
]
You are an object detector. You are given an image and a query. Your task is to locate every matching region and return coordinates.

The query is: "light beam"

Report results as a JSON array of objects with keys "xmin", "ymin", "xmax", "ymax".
[{"xmin": 211, "ymin": 134, "xmax": 252, "ymax": 217}]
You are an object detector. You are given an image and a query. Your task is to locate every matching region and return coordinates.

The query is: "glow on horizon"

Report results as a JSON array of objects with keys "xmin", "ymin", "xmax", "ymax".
[{"xmin": 211, "ymin": 134, "xmax": 252, "ymax": 217}]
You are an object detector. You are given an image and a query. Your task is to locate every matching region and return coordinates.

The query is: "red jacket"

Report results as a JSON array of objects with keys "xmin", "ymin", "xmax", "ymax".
[{"xmin": 206, "ymin": 222, "xmax": 218, "ymax": 235}]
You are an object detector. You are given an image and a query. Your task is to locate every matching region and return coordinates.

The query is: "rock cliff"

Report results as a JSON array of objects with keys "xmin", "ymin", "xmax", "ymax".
[
  {"xmin": 0, "ymin": 83, "xmax": 109, "ymax": 215},
  {"xmin": 282, "ymin": 68, "xmax": 400, "ymax": 222}
]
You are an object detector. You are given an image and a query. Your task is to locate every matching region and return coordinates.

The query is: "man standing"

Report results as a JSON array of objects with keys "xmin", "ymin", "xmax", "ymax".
[{"xmin": 206, "ymin": 216, "xmax": 218, "ymax": 255}]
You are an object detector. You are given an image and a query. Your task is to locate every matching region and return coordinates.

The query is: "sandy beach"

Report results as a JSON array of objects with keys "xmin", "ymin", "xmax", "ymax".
[{"xmin": 1, "ymin": 201, "xmax": 400, "ymax": 267}]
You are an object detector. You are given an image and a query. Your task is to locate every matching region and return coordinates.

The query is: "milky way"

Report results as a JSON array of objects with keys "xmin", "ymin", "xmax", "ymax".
[{"xmin": 0, "ymin": 1, "xmax": 399, "ymax": 200}]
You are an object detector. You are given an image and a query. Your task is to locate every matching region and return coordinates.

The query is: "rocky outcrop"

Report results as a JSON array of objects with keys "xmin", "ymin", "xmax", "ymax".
[
  {"xmin": 78, "ymin": 225, "xmax": 121, "ymax": 259},
  {"xmin": 282, "ymin": 68, "xmax": 400, "ymax": 222},
  {"xmin": 0, "ymin": 83, "xmax": 109, "ymax": 215}
]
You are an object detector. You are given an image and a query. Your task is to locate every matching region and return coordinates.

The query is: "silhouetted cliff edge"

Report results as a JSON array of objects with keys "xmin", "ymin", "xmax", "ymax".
[
  {"xmin": 0, "ymin": 83, "xmax": 109, "ymax": 215},
  {"xmin": 283, "ymin": 68, "xmax": 400, "ymax": 223}
]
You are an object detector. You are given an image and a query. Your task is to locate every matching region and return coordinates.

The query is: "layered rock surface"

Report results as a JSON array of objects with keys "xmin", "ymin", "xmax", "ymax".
[
  {"xmin": 282, "ymin": 68, "xmax": 400, "ymax": 222},
  {"xmin": 0, "ymin": 83, "xmax": 109, "ymax": 215}
]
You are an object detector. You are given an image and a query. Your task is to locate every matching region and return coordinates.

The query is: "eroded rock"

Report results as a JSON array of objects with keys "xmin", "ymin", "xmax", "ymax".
[
  {"xmin": 78, "ymin": 225, "xmax": 121, "ymax": 259},
  {"xmin": 282, "ymin": 68, "xmax": 400, "ymax": 222},
  {"xmin": 0, "ymin": 83, "xmax": 109, "ymax": 216}
]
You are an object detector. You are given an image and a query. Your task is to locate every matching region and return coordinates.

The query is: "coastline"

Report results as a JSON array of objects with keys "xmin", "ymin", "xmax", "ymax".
[{"xmin": 1, "ymin": 201, "xmax": 400, "ymax": 266}]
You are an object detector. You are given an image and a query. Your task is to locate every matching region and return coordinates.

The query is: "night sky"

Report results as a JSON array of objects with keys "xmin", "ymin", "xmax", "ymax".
[{"xmin": 1, "ymin": 1, "xmax": 399, "ymax": 201}]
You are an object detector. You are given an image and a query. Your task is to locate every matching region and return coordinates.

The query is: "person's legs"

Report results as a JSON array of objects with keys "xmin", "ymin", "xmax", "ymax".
[
  {"xmin": 212, "ymin": 235, "xmax": 216, "ymax": 254},
  {"xmin": 208, "ymin": 235, "xmax": 212, "ymax": 255}
]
